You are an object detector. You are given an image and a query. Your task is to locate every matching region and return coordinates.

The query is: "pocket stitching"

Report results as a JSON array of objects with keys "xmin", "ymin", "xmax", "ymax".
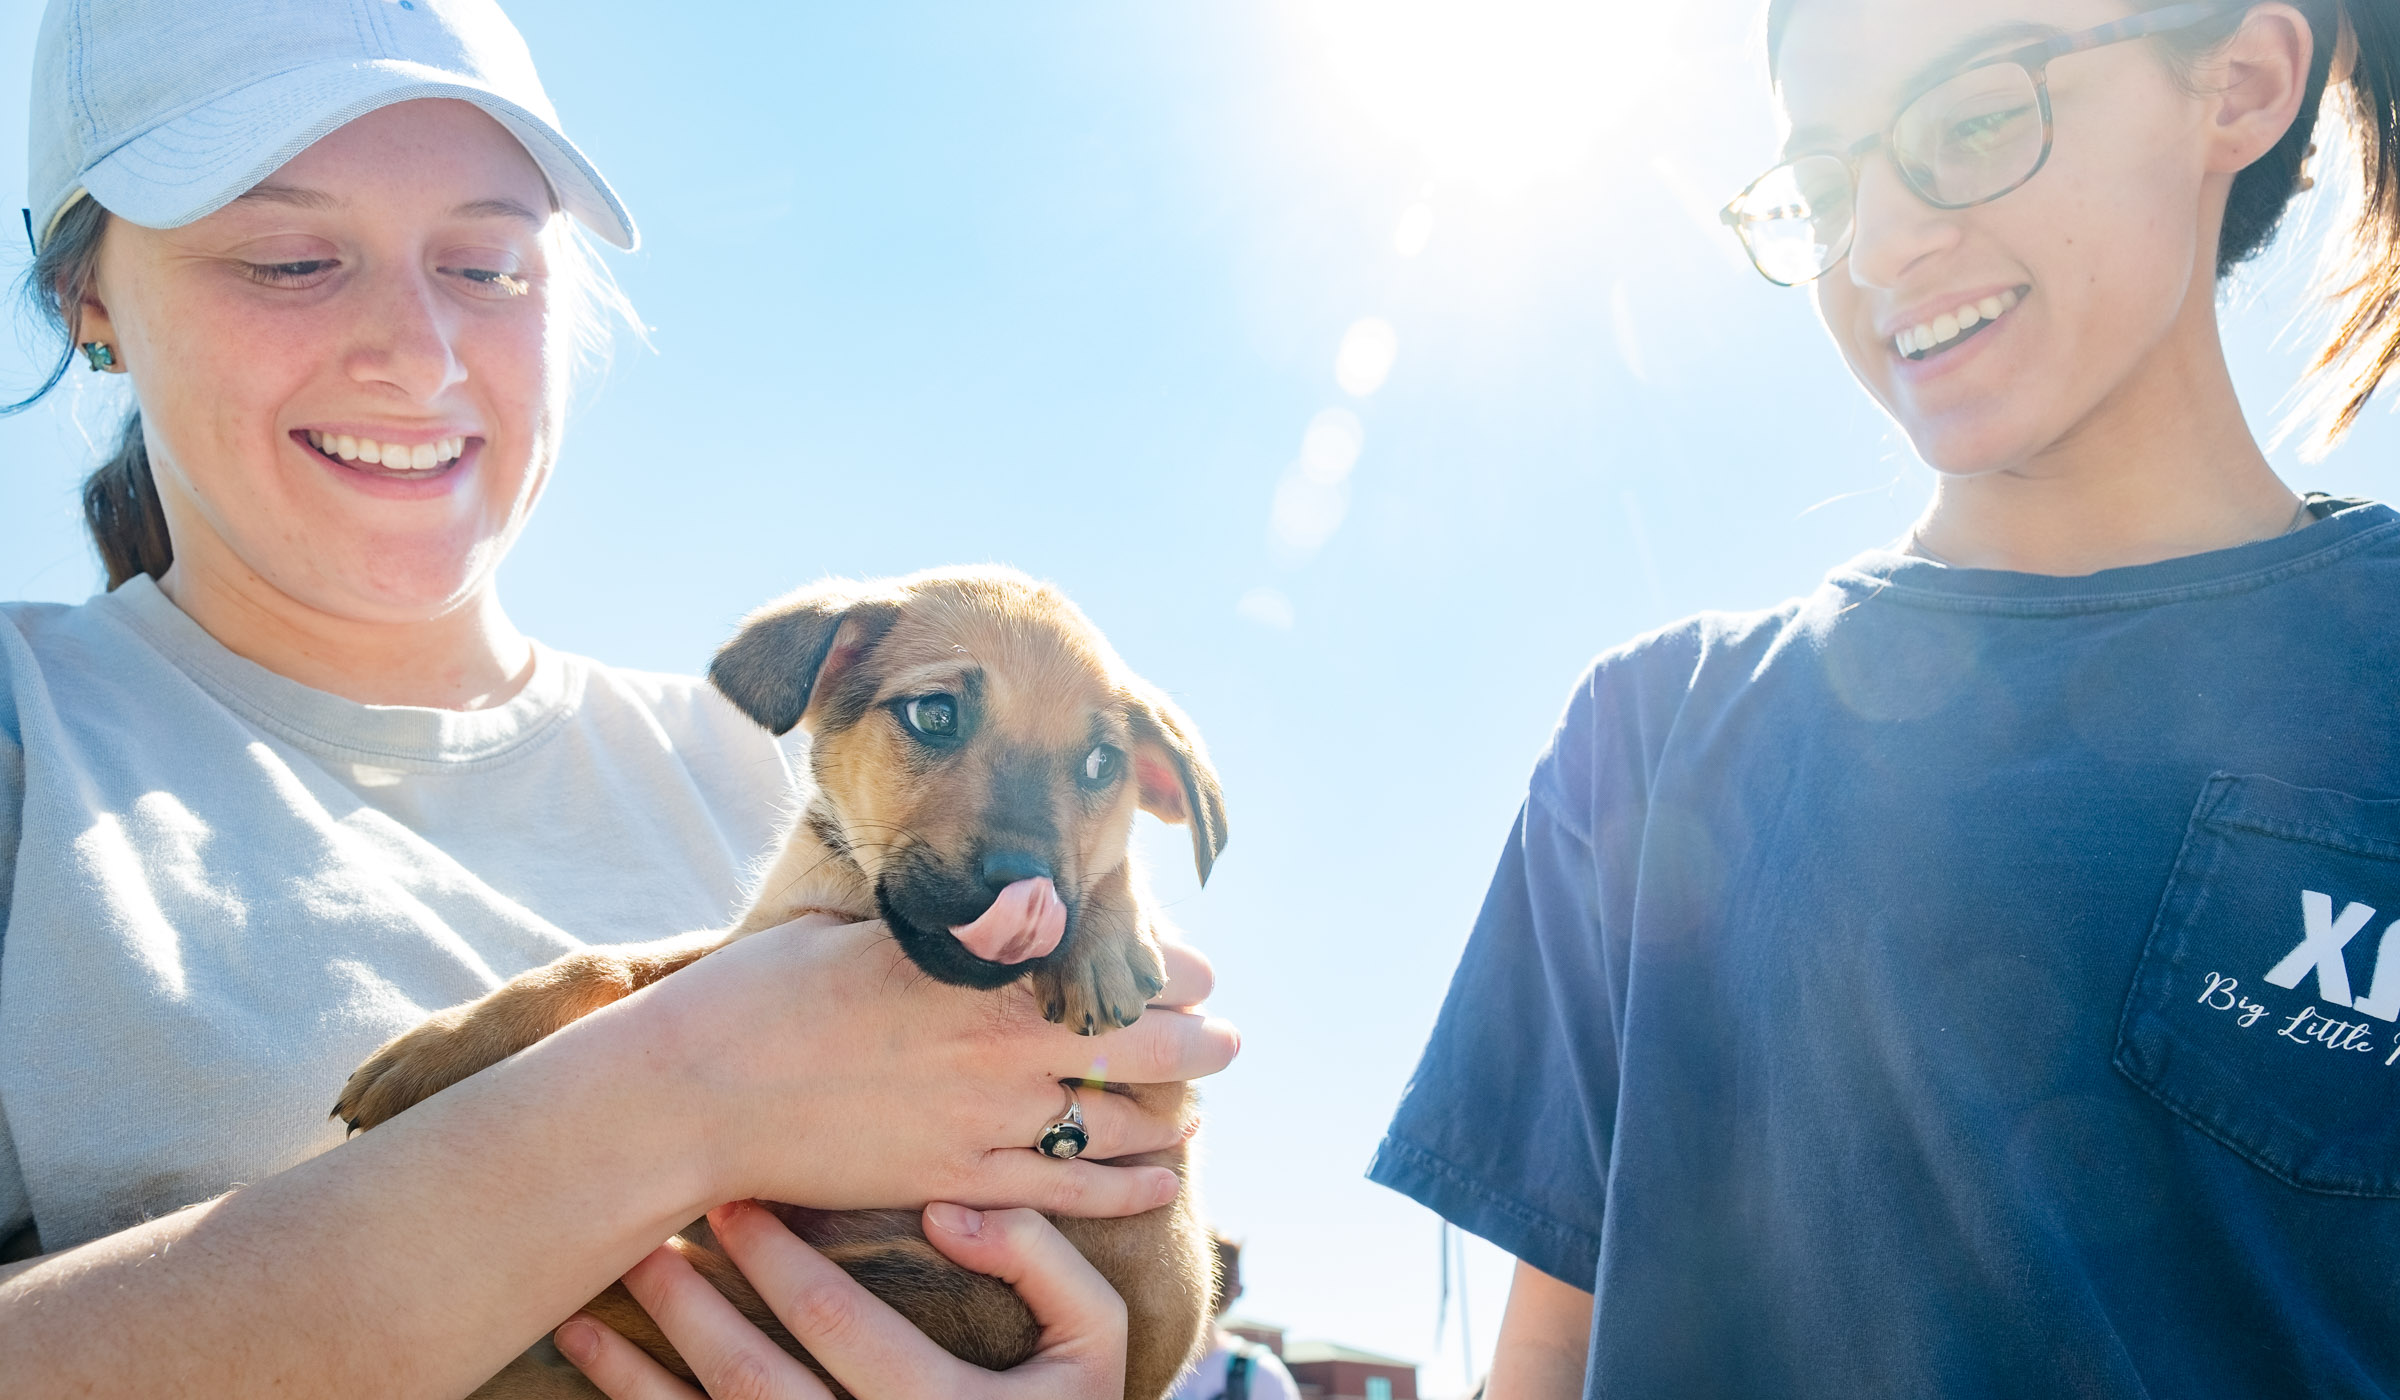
[
  {"xmin": 2207, "ymin": 813, "xmax": 2400, "ymax": 863},
  {"xmin": 2114, "ymin": 772, "xmax": 2400, "ymax": 1198}
]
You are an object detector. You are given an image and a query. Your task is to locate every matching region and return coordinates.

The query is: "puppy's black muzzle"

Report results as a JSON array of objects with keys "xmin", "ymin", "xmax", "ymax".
[{"xmin": 877, "ymin": 847, "xmax": 1073, "ymax": 990}]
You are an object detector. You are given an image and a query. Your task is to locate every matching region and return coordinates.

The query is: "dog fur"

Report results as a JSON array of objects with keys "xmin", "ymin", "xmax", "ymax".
[{"xmin": 333, "ymin": 566, "xmax": 1226, "ymax": 1400}]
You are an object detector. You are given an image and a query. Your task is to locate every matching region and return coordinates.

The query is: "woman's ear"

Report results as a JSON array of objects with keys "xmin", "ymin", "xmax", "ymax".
[
  {"xmin": 2206, "ymin": 3, "xmax": 2315, "ymax": 176},
  {"xmin": 72, "ymin": 271, "xmax": 127, "ymax": 373}
]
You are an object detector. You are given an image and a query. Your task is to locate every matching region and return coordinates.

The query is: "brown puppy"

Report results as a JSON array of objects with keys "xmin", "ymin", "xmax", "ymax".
[{"xmin": 334, "ymin": 566, "xmax": 1227, "ymax": 1400}]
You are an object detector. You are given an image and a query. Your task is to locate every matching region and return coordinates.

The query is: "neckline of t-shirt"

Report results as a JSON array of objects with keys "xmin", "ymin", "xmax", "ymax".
[
  {"xmin": 1829, "ymin": 499, "xmax": 2400, "ymax": 615},
  {"xmin": 102, "ymin": 575, "xmax": 586, "ymax": 767}
]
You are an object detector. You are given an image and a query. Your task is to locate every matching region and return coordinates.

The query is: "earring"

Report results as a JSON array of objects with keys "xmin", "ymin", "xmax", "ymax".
[
  {"xmin": 80, "ymin": 341, "xmax": 115, "ymax": 371},
  {"xmin": 2298, "ymin": 141, "xmax": 2320, "ymax": 193}
]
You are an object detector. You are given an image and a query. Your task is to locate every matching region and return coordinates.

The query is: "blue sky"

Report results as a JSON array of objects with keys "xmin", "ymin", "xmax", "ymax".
[{"xmin": 5, "ymin": 2, "xmax": 2397, "ymax": 1390}]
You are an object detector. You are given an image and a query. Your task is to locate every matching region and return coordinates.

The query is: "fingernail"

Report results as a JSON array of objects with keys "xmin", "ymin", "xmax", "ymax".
[
  {"xmin": 1153, "ymin": 1170, "xmax": 1182, "ymax": 1207},
  {"xmin": 708, "ymin": 1199, "xmax": 754, "ymax": 1230},
  {"xmin": 926, "ymin": 1202, "xmax": 985, "ymax": 1236},
  {"xmin": 555, "ymin": 1318, "xmax": 599, "ymax": 1365}
]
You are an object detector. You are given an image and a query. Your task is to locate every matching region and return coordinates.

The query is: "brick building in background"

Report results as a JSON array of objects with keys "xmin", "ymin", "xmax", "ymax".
[{"xmin": 1224, "ymin": 1320, "xmax": 1420, "ymax": 1400}]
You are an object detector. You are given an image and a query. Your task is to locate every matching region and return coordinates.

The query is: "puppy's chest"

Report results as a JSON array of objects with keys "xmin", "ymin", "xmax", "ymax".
[{"xmin": 735, "ymin": 795, "xmax": 876, "ymax": 932}]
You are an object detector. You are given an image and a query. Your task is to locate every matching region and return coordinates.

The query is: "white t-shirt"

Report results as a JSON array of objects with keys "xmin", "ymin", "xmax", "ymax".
[
  {"xmin": 0, "ymin": 577, "xmax": 798, "ymax": 1251},
  {"xmin": 1169, "ymin": 1337, "xmax": 1302, "ymax": 1400}
]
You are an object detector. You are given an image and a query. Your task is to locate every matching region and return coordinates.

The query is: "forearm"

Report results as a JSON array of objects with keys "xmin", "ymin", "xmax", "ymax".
[
  {"xmin": 1486, "ymin": 1258, "xmax": 1594, "ymax": 1400},
  {"xmin": 0, "ymin": 989, "xmax": 719, "ymax": 1398}
]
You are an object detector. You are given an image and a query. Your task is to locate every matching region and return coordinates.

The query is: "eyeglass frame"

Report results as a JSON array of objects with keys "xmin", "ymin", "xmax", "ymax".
[{"xmin": 1720, "ymin": 1, "xmax": 2241, "ymax": 286}]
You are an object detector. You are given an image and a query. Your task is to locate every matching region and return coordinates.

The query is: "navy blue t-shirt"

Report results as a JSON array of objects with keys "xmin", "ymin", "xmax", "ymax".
[{"xmin": 1372, "ymin": 500, "xmax": 2400, "ymax": 1397}]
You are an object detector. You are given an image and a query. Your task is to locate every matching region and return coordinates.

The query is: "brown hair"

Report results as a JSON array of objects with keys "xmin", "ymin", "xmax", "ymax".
[
  {"xmin": 9, "ymin": 197, "xmax": 172, "ymax": 588},
  {"xmin": 1763, "ymin": 0, "xmax": 2400, "ymax": 449}
]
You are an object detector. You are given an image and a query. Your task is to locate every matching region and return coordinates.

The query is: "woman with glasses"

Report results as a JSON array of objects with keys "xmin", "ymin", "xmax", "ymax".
[{"xmin": 1373, "ymin": 1, "xmax": 2400, "ymax": 1395}]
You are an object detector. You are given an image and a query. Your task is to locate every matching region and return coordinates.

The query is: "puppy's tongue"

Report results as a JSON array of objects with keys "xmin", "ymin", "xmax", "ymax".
[{"xmin": 951, "ymin": 877, "xmax": 1066, "ymax": 963}]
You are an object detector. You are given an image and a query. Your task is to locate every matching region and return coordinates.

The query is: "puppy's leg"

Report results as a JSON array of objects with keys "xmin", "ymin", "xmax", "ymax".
[
  {"xmin": 338, "ymin": 933, "xmax": 722, "ymax": 1131},
  {"xmin": 1031, "ymin": 866, "xmax": 1167, "ymax": 1035}
]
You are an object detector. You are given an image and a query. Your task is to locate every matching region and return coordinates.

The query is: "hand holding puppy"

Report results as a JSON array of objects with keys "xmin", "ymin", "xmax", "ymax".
[
  {"xmin": 341, "ymin": 569, "xmax": 1233, "ymax": 1398},
  {"xmin": 639, "ymin": 913, "xmax": 1229, "ymax": 1219},
  {"xmin": 555, "ymin": 1201, "xmax": 1126, "ymax": 1400}
]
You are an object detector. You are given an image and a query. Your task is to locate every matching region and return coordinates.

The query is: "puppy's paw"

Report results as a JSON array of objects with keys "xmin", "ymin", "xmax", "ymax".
[
  {"xmin": 1036, "ymin": 934, "xmax": 1168, "ymax": 1036},
  {"xmin": 335, "ymin": 1007, "xmax": 493, "ymax": 1133},
  {"xmin": 336, "ymin": 947, "xmax": 694, "ymax": 1133}
]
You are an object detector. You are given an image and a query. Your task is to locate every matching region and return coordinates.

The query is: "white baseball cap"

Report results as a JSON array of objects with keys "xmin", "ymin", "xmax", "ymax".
[{"xmin": 27, "ymin": 0, "xmax": 636, "ymax": 252}]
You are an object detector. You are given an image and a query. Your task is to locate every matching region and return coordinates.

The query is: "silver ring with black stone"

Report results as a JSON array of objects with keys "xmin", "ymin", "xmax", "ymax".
[{"xmin": 1037, "ymin": 1085, "xmax": 1089, "ymax": 1160}]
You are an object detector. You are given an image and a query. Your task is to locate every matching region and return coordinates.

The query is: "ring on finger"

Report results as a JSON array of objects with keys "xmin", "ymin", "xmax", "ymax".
[{"xmin": 1036, "ymin": 1082, "xmax": 1089, "ymax": 1160}]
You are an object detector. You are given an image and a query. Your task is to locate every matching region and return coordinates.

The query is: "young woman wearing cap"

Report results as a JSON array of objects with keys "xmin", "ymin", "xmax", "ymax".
[
  {"xmin": 0, "ymin": 3, "xmax": 1238, "ymax": 1397},
  {"xmin": 1373, "ymin": 1, "xmax": 2400, "ymax": 1395}
]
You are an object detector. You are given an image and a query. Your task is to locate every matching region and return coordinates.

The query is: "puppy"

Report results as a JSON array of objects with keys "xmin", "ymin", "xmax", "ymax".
[{"xmin": 334, "ymin": 566, "xmax": 1227, "ymax": 1400}]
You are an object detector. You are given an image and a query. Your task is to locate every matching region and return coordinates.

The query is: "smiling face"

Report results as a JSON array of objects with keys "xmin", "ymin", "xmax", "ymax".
[
  {"xmin": 79, "ymin": 99, "xmax": 567, "ymax": 623},
  {"xmin": 1776, "ymin": 0, "xmax": 2223, "ymax": 474}
]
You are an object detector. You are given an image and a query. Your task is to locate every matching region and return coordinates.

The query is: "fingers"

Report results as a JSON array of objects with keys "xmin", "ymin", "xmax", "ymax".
[
  {"xmin": 917, "ymin": 1205, "xmax": 1127, "ymax": 1357},
  {"xmin": 553, "ymin": 1313, "xmax": 707, "ymax": 1400},
  {"xmin": 708, "ymin": 1200, "xmax": 969, "ymax": 1392},
  {"xmin": 1069, "ymin": 1085, "xmax": 1195, "ymax": 1160},
  {"xmin": 965, "ymin": 1151, "xmax": 1183, "ymax": 1219},
  {"xmin": 1048, "ymin": 1005, "xmax": 1238, "ymax": 1086},
  {"xmin": 614, "ymin": 1244, "xmax": 835, "ymax": 1400},
  {"xmin": 1153, "ymin": 940, "xmax": 1214, "ymax": 1010}
]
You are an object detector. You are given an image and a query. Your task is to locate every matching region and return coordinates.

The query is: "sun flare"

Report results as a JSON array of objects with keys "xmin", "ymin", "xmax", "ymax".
[{"xmin": 1303, "ymin": 0, "xmax": 1677, "ymax": 197}]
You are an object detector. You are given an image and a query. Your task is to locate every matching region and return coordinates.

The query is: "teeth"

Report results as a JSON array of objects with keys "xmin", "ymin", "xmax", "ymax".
[
  {"xmin": 1895, "ymin": 288, "xmax": 2026, "ymax": 359},
  {"xmin": 306, "ymin": 432, "xmax": 468, "ymax": 469}
]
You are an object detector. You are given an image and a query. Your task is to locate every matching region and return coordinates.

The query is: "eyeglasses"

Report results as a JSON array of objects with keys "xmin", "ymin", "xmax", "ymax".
[{"xmin": 1721, "ymin": 2, "xmax": 2236, "ymax": 286}]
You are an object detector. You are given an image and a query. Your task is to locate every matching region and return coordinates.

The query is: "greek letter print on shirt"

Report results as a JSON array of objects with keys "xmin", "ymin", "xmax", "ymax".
[
  {"xmin": 2116, "ymin": 775, "xmax": 2400, "ymax": 1195},
  {"xmin": 1371, "ymin": 500, "xmax": 2400, "ymax": 1398}
]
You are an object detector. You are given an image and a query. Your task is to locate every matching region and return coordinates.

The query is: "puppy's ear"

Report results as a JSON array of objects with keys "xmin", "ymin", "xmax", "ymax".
[
  {"xmin": 708, "ymin": 581, "xmax": 902, "ymax": 736},
  {"xmin": 1124, "ymin": 684, "xmax": 1229, "ymax": 884}
]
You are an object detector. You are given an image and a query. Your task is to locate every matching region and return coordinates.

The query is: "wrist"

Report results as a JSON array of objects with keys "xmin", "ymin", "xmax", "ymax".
[
  {"xmin": 496, "ymin": 977, "xmax": 737, "ymax": 1226},
  {"xmin": 579, "ymin": 943, "xmax": 817, "ymax": 1211}
]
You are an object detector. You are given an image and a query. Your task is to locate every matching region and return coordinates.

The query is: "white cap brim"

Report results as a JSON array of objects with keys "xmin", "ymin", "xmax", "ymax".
[{"xmin": 73, "ymin": 58, "xmax": 636, "ymax": 250}]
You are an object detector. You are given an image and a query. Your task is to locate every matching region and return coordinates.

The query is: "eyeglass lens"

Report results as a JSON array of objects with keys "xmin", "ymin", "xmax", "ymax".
[{"xmin": 1734, "ymin": 61, "xmax": 2046, "ymax": 284}]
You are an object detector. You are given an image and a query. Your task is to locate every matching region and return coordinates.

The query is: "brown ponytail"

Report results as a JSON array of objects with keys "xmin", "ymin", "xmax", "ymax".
[
  {"xmin": 2195, "ymin": 0, "xmax": 2400, "ymax": 449},
  {"xmin": 7, "ymin": 194, "xmax": 172, "ymax": 589},
  {"xmin": 2297, "ymin": 1, "xmax": 2400, "ymax": 446},
  {"xmin": 79, "ymin": 413, "xmax": 171, "ymax": 589}
]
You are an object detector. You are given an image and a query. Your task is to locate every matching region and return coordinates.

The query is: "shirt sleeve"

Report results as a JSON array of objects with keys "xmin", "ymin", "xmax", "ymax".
[
  {"xmin": 1253, "ymin": 1353, "xmax": 1304, "ymax": 1400},
  {"xmin": 0, "ymin": 630, "xmax": 29, "ymax": 1243},
  {"xmin": 1367, "ymin": 659, "xmax": 1638, "ymax": 1291},
  {"xmin": 0, "ymin": 628, "xmax": 19, "ymax": 958}
]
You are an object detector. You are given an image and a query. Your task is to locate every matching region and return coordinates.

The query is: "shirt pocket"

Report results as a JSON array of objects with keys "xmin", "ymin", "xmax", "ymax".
[{"xmin": 2115, "ymin": 772, "xmax": 2400, "ymax": 1197}]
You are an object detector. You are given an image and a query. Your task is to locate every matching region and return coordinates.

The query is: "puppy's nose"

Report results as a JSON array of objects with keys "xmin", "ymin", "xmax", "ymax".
[{"xmin": 979, "ymin": 849, "xmax": 1054, "ymax": 892}]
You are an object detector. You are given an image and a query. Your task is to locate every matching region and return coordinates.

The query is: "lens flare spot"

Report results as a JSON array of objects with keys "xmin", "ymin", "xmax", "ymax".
[
  {"xmin": 1237, "ymin": 587, "xmax": 1297, "ymax": 629},
  {"xmin": 1335, "ymin": 317, "xmax": 1399, "ymax": 396}
]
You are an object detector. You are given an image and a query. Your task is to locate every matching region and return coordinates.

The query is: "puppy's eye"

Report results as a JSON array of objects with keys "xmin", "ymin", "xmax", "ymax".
[
  {"xmin": 1079, "ymin": 744, "xmax": 1123, "ymax": 789},
  {"xmin": 902, "ymin": 695, "xmax": 959, "ymax": 740}
]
